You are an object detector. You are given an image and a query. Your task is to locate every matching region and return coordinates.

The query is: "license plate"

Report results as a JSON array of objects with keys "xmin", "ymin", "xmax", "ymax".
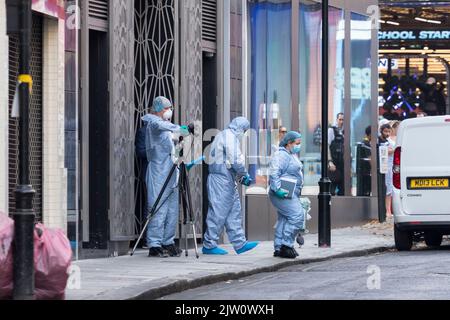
[{"xmin": 409, "ymin": 178, "xmax": 449, "ymax": 189}]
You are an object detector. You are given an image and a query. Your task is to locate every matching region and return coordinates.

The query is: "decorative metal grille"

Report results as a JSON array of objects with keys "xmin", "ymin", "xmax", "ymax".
[
  {"xmin": 8, "ymin": 15, "xmax": 43, "ymax": 221},
  {"xmin": 134, "ymin": 0, "xmax": 175, "ymax": 235},
  {"xmin": 180, "ymin": 0, "xmax": 203, "ymax": 237}
]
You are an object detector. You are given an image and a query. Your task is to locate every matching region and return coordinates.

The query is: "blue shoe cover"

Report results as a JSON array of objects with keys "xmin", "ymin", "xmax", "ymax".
[
  {"xmin": 202, "ymin": 246, "xmax": 229, "ymax": 255},
  {"xmin": 236, "ymin": 241, "xmax": 259, "ymax": 255}
]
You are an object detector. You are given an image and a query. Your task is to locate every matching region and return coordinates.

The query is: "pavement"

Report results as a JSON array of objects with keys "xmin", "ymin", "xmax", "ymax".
[{"xmin": 66, "ymin": 221, "xmax": 395, "ymax": 300}]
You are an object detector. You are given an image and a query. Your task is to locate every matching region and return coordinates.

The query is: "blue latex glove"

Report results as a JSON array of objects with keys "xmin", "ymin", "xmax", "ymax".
[
  {"xmin": 274, "ymin": 189, "xmax": 289, "ymax": 199},
  {"xmin": 240, "ymin": 175, "xmax": 253, "ymax": 187},
  {"xmin": 186, "ymin": 156, "xmax": 205, "ymax": 172},
  {"xmin": 180, "ymin": 125, "xmax": 190, "ymax": 137}
]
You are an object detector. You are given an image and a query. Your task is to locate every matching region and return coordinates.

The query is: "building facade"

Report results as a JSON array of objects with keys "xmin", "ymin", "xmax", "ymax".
[
  {"xmin": 1, "ymin": 0, "xmax": 380, "ymax": 260},
  {"xmin": 70, "ymin": 0, "xmax": 248, "ymax": 258},
  {"xmin": 0, "ymin": 0, "xmax": 68, "ymax": 231}
]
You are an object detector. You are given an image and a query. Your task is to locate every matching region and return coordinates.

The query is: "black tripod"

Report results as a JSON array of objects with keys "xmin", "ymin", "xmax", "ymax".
[
  {"xmin": 178, "ymin": 162, "xmax": 200, "ymax": 258},
  {"xmin": 130, "ymin": 136, "xmax": 199, "ymax": 258}
]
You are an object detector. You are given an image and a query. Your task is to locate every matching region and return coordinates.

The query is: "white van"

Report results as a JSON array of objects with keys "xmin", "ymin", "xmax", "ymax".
[{"xmin": 393, "ymin": 116, "xmax": 450, "ymax": 251}]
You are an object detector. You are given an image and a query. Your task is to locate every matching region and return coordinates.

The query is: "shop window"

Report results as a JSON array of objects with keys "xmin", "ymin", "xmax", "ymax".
[
  {"xmin": 299, "ymin": 2, "xmax": 345, "ymax": 195},
  {"xmin": 350, "ymin": 12, "xmax": 372, "ymax": 196},
  {"xmin": 248, "ymin": 0, "xmax": 292, "ymax": 193},
  {"xmin": 247, "ymin": 1, "xmax": 374, "ymax": 197}
]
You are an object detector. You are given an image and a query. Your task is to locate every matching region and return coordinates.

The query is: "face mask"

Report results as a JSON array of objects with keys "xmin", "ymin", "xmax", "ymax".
[
  {"xmin": 292, "ymin": 145, "xmax": 301, "ymax": 154},
  {"xmin": 163, "ymin": 109, "xmax": 173, "ymax": 121},
  {"xmin": 236, "ymin": 130, "xmax": 247, "ymax": 139}
]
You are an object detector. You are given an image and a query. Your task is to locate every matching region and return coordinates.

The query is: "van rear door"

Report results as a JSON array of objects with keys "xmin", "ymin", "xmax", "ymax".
[{"xmin": 401, "ymin": 118, "xmax": 450, "ymax": 215}]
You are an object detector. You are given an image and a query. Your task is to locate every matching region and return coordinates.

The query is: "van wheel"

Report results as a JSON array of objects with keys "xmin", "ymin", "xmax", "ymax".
[
  {"xmin": 394, "ymin": 225, "xmax": 413, "ymax": 251},
  {"xmin": 424, "ymin": 232, "xmax": 442, "ymax": 248}
]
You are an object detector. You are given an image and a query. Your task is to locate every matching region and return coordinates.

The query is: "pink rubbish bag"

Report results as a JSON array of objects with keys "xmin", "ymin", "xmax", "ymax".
[
  {"xmin": 34, "ymin": 224, "xmax": 72, "ymax": 300},
  {"xmin": 0, "ymin": 213, "xmax": 14, "ymax": 300}
]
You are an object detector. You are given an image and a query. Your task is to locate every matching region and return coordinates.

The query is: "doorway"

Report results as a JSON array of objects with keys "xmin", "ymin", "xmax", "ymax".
[
  {"xmin": 202, "ymin": 52, "xmax": 217, "ymax": 234},
  {"xmin": 86, "ymin": 30, "xmax": 109, "ymax": 250}
]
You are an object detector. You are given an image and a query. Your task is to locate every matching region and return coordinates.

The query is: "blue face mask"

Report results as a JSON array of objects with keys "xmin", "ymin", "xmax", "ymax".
[
  {"xmin": 236, "ymin": 130, "xmax": 247, "ymax": 139},
  {"xmin": 292, "ymin": 145, "xmax": 301, "ymax": 154}
]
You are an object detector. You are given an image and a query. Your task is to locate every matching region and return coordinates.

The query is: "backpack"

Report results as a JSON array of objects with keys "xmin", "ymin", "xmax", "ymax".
[
  {"xmin": 330, "ymin": 126, "xmax": 344, "ymax": 165},
  {"xmin": 136, "ymin": 125, "xmax": 147, "ymax": 160}
]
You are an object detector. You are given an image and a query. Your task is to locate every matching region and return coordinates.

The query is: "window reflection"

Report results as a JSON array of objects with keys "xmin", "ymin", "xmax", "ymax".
[
  {"xmin": 248, "ymin": 0, "xmax": 292, "ymax": 193},
  {"xmin": 350, "ymin": 13, "xmax": 372, "ymax": 196},
  {"xmin": 247, "ymin": 2, "xmax": 374, "ymax": 197},
  {"xmin": 299, "ymin": 2, "xmax": 345, "ymax": 195}
]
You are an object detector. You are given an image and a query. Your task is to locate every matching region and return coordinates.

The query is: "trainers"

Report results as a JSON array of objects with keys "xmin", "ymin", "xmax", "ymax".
[
  {"xmin": 148, "ymin": 247, "xmax": 169, "ymax": 258},
  {"xmin": 278, "ymin": 245, "xmax": 297, "ymax": 259},
  {"xmin": 235, "ymin": 241, "xmax": 259, "ymax": 255},
  {"xmin": 162, "ymin": 244, "xmax": 183, "ymax": 257},
  {"xmin": 273, "ymin": 250, "xmax": 280, "ymax": 257},
  {"xmin": 202, "ymin": 246, "xmax": 229, "ymax": 255}
]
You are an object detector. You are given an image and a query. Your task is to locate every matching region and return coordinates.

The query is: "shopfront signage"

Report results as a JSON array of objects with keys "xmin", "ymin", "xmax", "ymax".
[
  {"xmin": 32, "ymin": 0, "xmax": 65, "ymax": 20},
  {"xmin": 379, "ymin": 30, "xmax": 450, "ymax": 41},
  {"xmin": 379, "ymin": 59, "xmax": 398, "ymax": 71}
]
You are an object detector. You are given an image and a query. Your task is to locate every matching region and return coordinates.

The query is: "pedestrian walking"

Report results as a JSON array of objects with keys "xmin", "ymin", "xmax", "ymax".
[
  {"xmin": 202, "ymin": 117, "xmax": 259, "ymax": 255},
  {"xmin": 269, "ymin": 131, "xmax": 305, "ymax": 259}
]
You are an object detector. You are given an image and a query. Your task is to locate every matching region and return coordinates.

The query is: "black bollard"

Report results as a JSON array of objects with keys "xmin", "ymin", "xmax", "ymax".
[
  {"xmin": 318, "ymin": 0, "xmax": 331, "ymax": 247},
  {"xmin": 12, "ymin": 0, "xmax": 36, "ymax": 300}
]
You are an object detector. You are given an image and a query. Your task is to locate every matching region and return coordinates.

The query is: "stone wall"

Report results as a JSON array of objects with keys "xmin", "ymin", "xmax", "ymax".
[{"xmin": 41, "ymin": 17, "xmax": 67, "ymax": 230}]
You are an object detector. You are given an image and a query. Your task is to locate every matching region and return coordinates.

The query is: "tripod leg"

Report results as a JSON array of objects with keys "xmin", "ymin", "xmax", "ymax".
[
  {"xmin": 191, "ymin": 222, "xmax": 199, "ymax": 259},
  {"xmin": 131, "ymin": 164, "xmax": 178, "ymax": 256},
  {"xmin": 180, "ymin": 183, "xmax": 189, "ymax": 257},
  {"xmin": 185, "ymin": 223, "xmax": 189, "ymax": 257},
  {"xmin": 182, "ymin": 165, "xmax": 200, "ymax": 259},
  {"xmin": 178, "ymin": 183, "xmax": 186, "ymax": 256},
  {"xmin": 180, "ymin": 179, "xmax": 190, "ymax": 257},
  {"xmin": 130, "ymin": 187, "xmax": 175, "ymax": 256},
  {"xmin": 131, "ymin": 211, "xmax": 154, "ymax": 256}
]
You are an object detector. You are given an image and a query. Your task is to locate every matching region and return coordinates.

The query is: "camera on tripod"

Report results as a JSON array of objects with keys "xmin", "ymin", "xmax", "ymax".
[
  {"xmin": 187, "ymin": 123, "xmax": 195, "ymax": 135},
  {"xmin": 178, "ymin": 123, "xmax": 195, "ymax": 143}
]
